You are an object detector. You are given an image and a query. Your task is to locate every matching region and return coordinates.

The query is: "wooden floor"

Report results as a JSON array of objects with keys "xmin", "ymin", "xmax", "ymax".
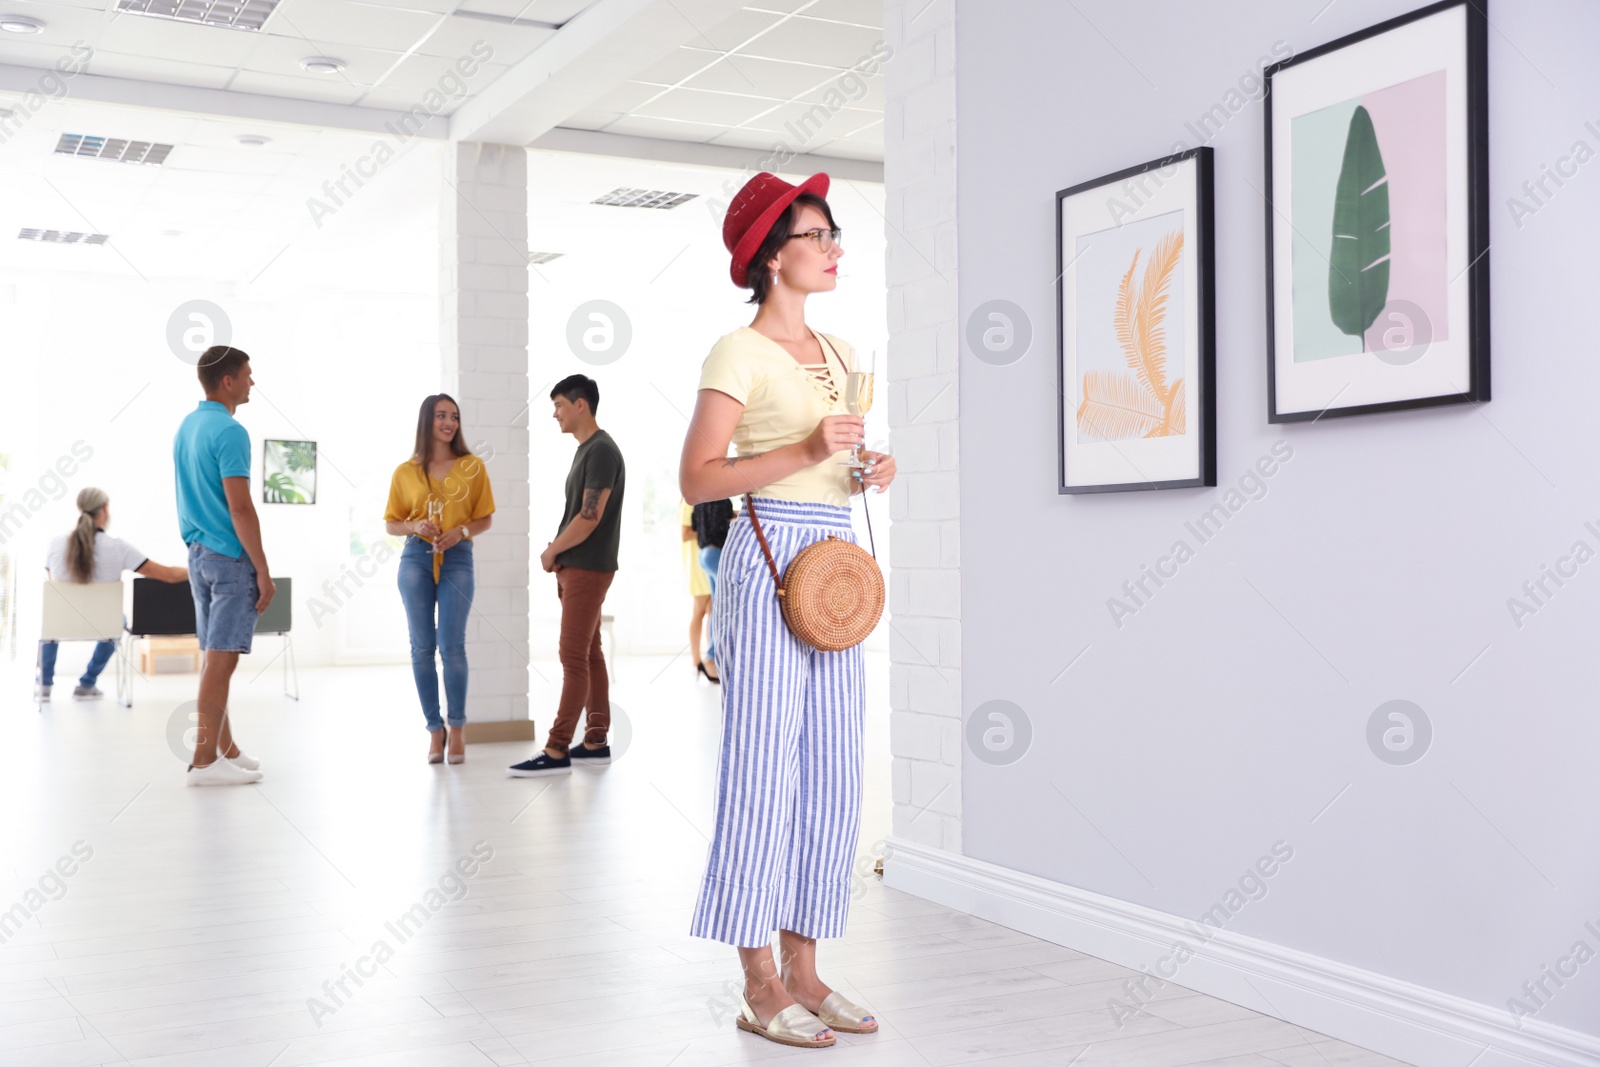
[{"xmin": 0, "ymin": 651, "xmax": 1412, "ymax": 1066}]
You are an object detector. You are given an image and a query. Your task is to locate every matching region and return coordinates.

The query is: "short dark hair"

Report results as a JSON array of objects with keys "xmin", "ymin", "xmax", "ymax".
[
  {"xmin": 197, "ymin": 346, "xmax": 250, "ymax": 393},
  {"xmin": 551, "ymin": 374, "xmax": 599, "ymax": 415},
  {"xmin": 744, "ymin": 192, "xmax": 837, "ymax": 305}
]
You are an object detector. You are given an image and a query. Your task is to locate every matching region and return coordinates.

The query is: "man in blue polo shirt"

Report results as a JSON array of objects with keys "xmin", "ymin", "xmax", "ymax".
[{"xmin": 173, "ymin": 345, "xmax": 274, "ymax": 786}]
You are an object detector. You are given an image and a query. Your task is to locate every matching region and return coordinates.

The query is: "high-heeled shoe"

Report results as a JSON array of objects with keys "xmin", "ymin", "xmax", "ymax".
[
  {"xmin": 428, "ymin": 729, "xmax": 445, "ymax": 765},
  {"xmin": 446, "ymin": 727, "xmax": 465, "ymax": 764},
  {"xmin": 697, "ymin": 661, "xmax": 721, "ymax": 685}
]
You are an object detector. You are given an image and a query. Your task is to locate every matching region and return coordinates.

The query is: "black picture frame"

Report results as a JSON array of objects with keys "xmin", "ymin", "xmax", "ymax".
[
  {"xmin": 1056, "ymin": 147, "xmax": 1217, "ymax": 494},
  {"xmin": 1264, "ymin": 0, "xmax": 1490, "ymax": 423}
]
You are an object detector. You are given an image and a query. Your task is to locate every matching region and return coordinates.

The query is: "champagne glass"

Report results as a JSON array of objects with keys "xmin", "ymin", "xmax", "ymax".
[
  {"xmin": 842, "ymin": 371, "xmax": 874, "ymax": 468},
  {"xmin": 426, "ymin": 497, "xmax": 444, "ymax": 551}
]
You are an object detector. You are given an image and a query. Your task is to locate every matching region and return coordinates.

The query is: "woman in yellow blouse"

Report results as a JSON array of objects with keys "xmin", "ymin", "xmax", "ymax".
[
  {"xmin": 680, "ymin": 500, "xmax": 719, "ymax": 682},
  {"xmin": 384, "ymin": 394, "xmax": 495, "ymax": 764}
]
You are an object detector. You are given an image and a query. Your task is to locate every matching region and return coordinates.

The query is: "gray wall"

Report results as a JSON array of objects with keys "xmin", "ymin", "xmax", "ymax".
[{"xmin": 957, "ymin": 0, "xmax": 1599, "ymax": 1035}]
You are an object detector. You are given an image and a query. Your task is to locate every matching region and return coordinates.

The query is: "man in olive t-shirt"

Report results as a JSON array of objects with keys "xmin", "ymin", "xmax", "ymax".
[{"xmin": 510, "ymin": 374, "xmax": 626, "ymax": 778}]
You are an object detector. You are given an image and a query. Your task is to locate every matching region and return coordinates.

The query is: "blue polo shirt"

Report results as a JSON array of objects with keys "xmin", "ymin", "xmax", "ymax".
[{"xmin": 174, "ymin": 400, "xmax": 251, "ymax": 557}]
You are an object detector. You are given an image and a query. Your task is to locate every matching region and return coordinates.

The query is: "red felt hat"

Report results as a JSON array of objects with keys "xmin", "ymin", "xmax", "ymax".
[{"xmin": 723, "ymin": 171, "xmax": 831, "ymax": 287}]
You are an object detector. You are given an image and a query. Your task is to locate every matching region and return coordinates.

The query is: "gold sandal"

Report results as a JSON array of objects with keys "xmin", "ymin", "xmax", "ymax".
[
  {"xmin": 736, "ymin": 996, "xmax": 836, "ymax": 1049},
  {"xmin": 817, "ymin": 991, "xmax": 878, "ymax": 1034}
]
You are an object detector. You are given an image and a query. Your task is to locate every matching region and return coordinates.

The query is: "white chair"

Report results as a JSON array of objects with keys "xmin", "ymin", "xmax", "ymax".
[{"xmin": 39, "ymin": 581, "xmax": 130, "ymax": 708}]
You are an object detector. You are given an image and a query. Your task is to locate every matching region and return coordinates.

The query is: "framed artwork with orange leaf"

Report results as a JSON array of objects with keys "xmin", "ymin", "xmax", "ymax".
[{"xmin": 1057, "ymin": 147, "xmax": 1216, "ymax": 494}]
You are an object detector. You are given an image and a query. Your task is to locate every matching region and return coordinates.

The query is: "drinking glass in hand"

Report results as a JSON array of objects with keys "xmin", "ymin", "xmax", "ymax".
[
  {"xmin": 426, "ymin": 498, "xmax": 444, "ymax": 556},
  {"xmin": 842, "ymin": 371, "xmax": 874, "ymax": 469}
]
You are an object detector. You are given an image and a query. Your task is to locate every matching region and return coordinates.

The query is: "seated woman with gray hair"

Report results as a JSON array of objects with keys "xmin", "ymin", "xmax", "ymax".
[{"xmin": 36, "ymin": 487, "xmax": 188, "ymax": 701}]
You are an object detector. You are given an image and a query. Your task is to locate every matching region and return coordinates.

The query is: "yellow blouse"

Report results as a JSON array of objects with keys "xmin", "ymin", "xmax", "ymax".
[
  {"xmin": 680, "ymin": 500, "xmax": 711, "ymax": 597},
  {"xmin": 698, "ymin": 326, "xmax": 857, "ymax": 506},
  {"xmin": 384, "ymin": 455, "xmax": 496, "ymax": 537}
]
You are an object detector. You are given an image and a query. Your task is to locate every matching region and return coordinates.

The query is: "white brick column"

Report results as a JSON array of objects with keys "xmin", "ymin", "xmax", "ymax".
[
  {"xmin": 441, "ymin": 142, "xmax": 533, "ymax": 740},
  {"xmin": 885, "ymin": 0, "xmax": 962, "ymax": 852}
]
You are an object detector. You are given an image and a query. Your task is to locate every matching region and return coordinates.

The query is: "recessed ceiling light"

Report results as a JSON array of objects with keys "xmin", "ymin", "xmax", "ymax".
[
  {"xmin": 299, "ymin": 56, "xmax": 345, "ymax": 75},
  {"xmin": 116, "ymin": 0, "xmax": 279, "ymax": 32},
  {"xmin": 56, "ymin": 133, "xmax": 173, "ymax": 166},
  {"xmin": 162, "ymin": 229, "xmax": 184, "ymax": 238},
  {"xmin": 0, "ymin": 16, "xmax": 44, "ymax": 33},
  {"xmin": 591, "ymin": 187, "xmax": 698, "ymax": 210},
  {"xmin": 234, "ymin": 134, "xmax": 271, "ymax": 147},
  {"xmin": 18, "ymin": 228, "xmax": 108, "ymax": 245}
]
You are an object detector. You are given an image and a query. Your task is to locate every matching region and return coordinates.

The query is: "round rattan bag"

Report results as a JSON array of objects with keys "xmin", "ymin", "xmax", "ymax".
[{"xmin": 745, "ymin": 495, "xmax": 884, "ymax": 652}]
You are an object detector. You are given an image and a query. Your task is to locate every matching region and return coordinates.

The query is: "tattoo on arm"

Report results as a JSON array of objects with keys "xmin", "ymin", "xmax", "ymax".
[
  {"xmin": 720, "ymin": 456, "xmax": 745, "ymax": 470},
  {"xmin": 580, "ymin": 488, "xmax": 602, "ymax": 521}
]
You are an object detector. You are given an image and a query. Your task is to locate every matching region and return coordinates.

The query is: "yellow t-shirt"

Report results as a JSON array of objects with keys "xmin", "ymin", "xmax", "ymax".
[
  {"xmin": 697, "ymin": 326, "xmax": 857, "ymax": 506},
  {"xmin": 384, "ymin": 455, "xmax": 496, "ymax": 538}
]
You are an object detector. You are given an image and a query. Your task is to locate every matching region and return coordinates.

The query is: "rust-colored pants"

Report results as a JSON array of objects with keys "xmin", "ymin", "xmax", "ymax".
[{"xmin": 546, "ymin": 565, "xmax": 614, "ymax": 754}]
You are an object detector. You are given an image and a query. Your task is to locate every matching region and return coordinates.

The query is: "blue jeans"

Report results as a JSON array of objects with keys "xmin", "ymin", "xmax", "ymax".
[
  {"xmin": 38, "ymin": 640, "xmax": 115, "ymax": 688},
  {"xmin": 700, "ymin": 544, "xmax": 722, "ymax": 664},
  {"xmin": 398, "ymin": 537, "xmax": 474, "ymax": 732}
]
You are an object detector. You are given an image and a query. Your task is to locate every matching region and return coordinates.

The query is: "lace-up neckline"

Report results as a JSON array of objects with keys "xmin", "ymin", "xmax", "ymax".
[{"xmin": 798, "ymin": 360, "xmax": 840, "ymax": 406}]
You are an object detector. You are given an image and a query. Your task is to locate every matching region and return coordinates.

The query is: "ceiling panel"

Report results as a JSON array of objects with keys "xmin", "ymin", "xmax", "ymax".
[
  {"xmin": 631, "ymin": 86, "xmax": 784, "ymax": 126},
  {"xmin": 586, "ymin": 81, "xmax": 667, "ymax": 114},
  {"xmin": 631, "ymin": 46, "xmax": 721, "ymax": 86},
  {"xmin": 85, "ymin": 51, "xmax": 238, "ymax": 91},
  {"xmin": 682, "ymin": 54, "xmax": 836, "ymax": 98},
  {"xmin": 372, "ymin": 51, "xmax": 511, "ymax": 100},
  {"xmin": 679, "ymin": 8, "xmax": 785, "ymax": 53},
  {"xmin": 794, "ymin": 0, "xmax": 882, "ymax": 26},
  {"xmin": 457, "ymin": 0, "xmax": 593, "ymax": 20},
  {"xmin": 603, "ymin": 114, "xmax": 737, "ymax": 144},
  {"xmin": 412, "ymin": 14, "xmax": 556, "ymax": 62},
  {"xmin": 229, "ymin": 70, "xmax": 370, "ymax": 105},
  {"xmin": 271, "ymin": 0, "xmax": 445, "ymax": 55},
  {"xmin": 735, "ymin": 15, "xmax": 884, "ymax": 65},
  {"xmin": 235, "ymin": 36, "xmax": 404, "ymax": 85},
  {"xmin": 92, "ymin": 13, "xmax": 266, "ymax": 67}
]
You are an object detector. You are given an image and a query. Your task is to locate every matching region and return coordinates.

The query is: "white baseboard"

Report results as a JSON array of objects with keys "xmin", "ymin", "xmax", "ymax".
[{"xmin": 883, "ymin": 837, "xmax": 1600, "ymax": 1067}]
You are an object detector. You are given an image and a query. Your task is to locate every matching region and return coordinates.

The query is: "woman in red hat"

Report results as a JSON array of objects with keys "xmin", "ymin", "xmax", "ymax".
[{"xmin": 680, "ymin": 172, "xmax": 895, "ymax": 1049}]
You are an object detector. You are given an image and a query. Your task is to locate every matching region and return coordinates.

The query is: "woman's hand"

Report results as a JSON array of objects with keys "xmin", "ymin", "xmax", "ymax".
[
  {"xmin": 433, "ymin": 526, "xmax": 465, "ymax": 552},
  {"xmin": 853, "ymin": 451, "xmax": 897, "ymax": 493},
  {"xmin": 413, "ymin": 519, "xmax": 442, "ymax": 540},
  {"xmin": 805, "ymin": 414, "xmax": 865, "ymax": 463}
]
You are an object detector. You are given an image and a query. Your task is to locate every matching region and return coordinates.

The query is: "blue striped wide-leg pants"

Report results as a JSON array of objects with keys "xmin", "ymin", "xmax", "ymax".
[{"xmin": 690, "ymin": 497, "xmax": 866, "ymax": 948}]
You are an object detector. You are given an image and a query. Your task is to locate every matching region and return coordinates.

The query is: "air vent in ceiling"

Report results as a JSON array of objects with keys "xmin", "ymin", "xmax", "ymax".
[
  {"xmin": 591, "ymin": 188, "xmax": 698, "ymax": 210},
  {"xmin": 528, "ymin": 251, "xmax": 564, "ymax": 265},
  {"xmin": 56, "ymin": 134, "xmax": 173, "ymax": 166},
  {"xmin": 115, "ymin": 0, "xmax": 280, "ymax": 32},
  {"xmin": 19, "ymin": 229, "xmax": 108, "ymax": 245}
]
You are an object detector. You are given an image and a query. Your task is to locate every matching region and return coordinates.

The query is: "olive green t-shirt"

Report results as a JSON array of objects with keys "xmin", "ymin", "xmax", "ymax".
[{"xmin": 556, "ymin": 429, "xmax": 625, "ymax": 572}]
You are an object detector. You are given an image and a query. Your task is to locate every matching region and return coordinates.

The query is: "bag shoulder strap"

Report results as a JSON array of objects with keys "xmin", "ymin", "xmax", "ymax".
[{"xmin": 744, "ymin": 494, "xmax": 785, "ymax": 596}]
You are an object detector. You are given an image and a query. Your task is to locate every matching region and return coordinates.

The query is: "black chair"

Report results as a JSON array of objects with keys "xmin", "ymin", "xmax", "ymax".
[{"xmin": 126, "ymin": 576, "xmax": 298, "ymax": 703}]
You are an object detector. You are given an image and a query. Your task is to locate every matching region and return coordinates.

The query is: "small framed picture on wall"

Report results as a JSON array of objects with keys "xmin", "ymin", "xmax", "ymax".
[
  {"xmin": 1056, "ymin": 147, "xmax": 1217, "ymax": 494},
  {"xmin": 1264, "ymin": 0, "xmax": 1490, "ymax": 422},
  {"xmin": 262, "ymin": 439, "xmax": 317, "ymax": 504}
]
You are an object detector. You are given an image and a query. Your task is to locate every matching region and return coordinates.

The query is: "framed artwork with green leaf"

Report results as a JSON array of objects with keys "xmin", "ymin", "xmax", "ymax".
[
  {"xmin": 263, "ymin": 440, "xmax": 317, "ymax": 505},
  {"xmin": 1057, "ymin": 147, "xmax": 1216, "ymax": 494},
  {"xmin": 1265, "ymin": 0, "xmax": 1489, "ymax": 422}
]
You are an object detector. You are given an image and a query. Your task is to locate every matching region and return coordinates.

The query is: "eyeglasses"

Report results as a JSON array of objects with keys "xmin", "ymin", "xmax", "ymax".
[{"xmin": 786, "ymin": 227, "xmax": 842, "ymax": 252}]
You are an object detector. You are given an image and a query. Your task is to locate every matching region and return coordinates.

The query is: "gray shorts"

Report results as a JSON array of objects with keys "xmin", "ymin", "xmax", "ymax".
[{"xmin": 188, "ymin": 542, "xmax": 257, "ymax": 653}]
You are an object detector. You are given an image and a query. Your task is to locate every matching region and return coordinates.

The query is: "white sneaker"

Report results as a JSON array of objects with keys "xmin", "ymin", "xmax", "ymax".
[
  {"xmin": 187, "ymin": 759, "xmax": 263, "ymax": 786},
  {"xmin": 224, "ymin": 751, "xmax": 261, "ymax": 771}
]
